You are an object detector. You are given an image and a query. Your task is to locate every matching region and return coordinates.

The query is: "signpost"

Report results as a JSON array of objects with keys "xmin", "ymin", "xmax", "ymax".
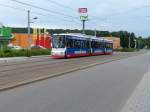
[{"xmin": 78, "ymin": 8, "xmax": 88, "ymax": 34}]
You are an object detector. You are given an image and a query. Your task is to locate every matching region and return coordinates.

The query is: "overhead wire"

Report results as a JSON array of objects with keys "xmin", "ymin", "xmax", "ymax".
[
  {"xmin": 10, "ymin": 0, "xmax": 82, "ymax": 27},
  {"xmin": 9, "ymin": 0, "xmax": 149, "ymax": 31},
  {"xmin": 0, "ymin": 3, "xmax": 81, "ymax": 27},
  {"xmin": 11, "ymin": 0, "xmax": 78, "ymax": 19},
  {"xmin": 44, "ymin": 0, "xmax": 110, "ymax": 29}
]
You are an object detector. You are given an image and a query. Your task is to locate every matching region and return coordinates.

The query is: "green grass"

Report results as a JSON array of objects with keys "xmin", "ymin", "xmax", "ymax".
[
  {"xmin": 114, "ymin": 48, "xmax": 139, "ymax": 52},
  {"xmin": 0, "ymin": 49, "xmax": 51, "ymax": 57}
]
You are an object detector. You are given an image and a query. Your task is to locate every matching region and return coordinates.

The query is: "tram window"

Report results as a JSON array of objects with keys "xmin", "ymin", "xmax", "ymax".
[
  {"xmin": 91, "ymin": 41, "xmax": 99, "ymax": 48},
  {"xmin": 85, "ymin": 40, "xmax": 89, "ymax": 48},
  {"xmin": 80, "ymin": 41, "xmax": 84, "ymax": 48},
  {"xmin": 66, "ymin": 38, "xmax": 89, "ymax": 49},
  {"xmin": 66, "ymin": 39, "xmax": 73, "ymax": 48},
  {"xmin": 52, "ymin": 35, "xmax": 65, "ymax": 48},
  {"xmin": 97, "ymin": 42, "xmax": 103, "ymax": 48},
  {"xmin": 105, "ymin": 43, "xmax": 109, "ymax": 48},
  {"xmin": 110, "ymin": 43, "xmax": 113, "ymax": 49},
  {"xmin": 81, "ymin": 40, "xmax": 87, "ymax": 48},
  {"xmin": 86, "ymin": 41, "xmax": 89, "ymax": 48},
  {"xmin": 105, "ymin": 43, "xmax": 113, "ymax": 49},
  {"xmin": 74, "ymin": 40, "xmax": 81, "ymax": 48},
  {"xmin": 91, "ymin": 41, "xmax": 104, "ymax": 48}
]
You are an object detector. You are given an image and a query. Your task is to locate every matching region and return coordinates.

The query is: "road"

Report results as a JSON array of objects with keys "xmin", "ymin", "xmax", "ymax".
[
  {"xmin": 0, "ymin": 51, "xmax": 146, "ymax": 90},
  {"xmin": 0, "ymin": 51, "xmax": 149, "ymax": 112}
]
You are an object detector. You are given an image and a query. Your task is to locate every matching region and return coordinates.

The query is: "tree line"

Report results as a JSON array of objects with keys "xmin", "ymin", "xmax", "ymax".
[{"xmin": 12, "ymin": 27, "xmax": 149, "ymax": 49}]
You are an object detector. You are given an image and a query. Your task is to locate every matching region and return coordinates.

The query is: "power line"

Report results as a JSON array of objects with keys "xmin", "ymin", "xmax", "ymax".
[
  {"xmin": 11, "ymin": 0, "xmax": 78, "ymax": 20},
  {"xmin": 46, "ymin": 0, "xmax": 74, "ymax": 11},
  {"xmin": 46, "ymin": 0, "xmax": 108, "ymax": 21},
  {"xmin": 45, "ymin": 0, "xmax": 109, "ymax": 27},
  {"xmin": 0, "ymin": 2, "xmax": 108, "ymax": 30},
  {"xmin": 0, "ymin": 3, "xmax": 79, "ymax": 23},
  {"xmin": 0, "ymin": 3, "xmax": 27, "ymax": 12},
  {"xmin": 0, "ymin": 3, "xmax": 81, "ymax": 28},
  {"xmin": 32, "ymin": 12, "xmax": 81, "ymax": 25},
  {"xmin": 10, "ymin": 0, "xmax": 82, "ymax": 26}
]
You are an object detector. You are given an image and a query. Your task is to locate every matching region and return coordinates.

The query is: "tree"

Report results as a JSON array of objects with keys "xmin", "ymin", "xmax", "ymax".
[
  {"xmin": 130, "ymin": 32, "xmax": 136, "ymax": 48},
  {"xmin": 119, "ymin": 31, "xmax": 130, "ymax": 48}
]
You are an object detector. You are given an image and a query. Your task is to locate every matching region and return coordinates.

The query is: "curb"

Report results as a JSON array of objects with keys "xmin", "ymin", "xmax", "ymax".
[{"xmin": 0, "ymin": 58, "xmax": 122, "ymax": 91}]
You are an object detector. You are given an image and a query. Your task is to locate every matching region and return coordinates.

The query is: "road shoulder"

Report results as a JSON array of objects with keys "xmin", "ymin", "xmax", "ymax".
[{"xmin": 121, "ymin": 68, "xmax": 150, "ymax": 112}]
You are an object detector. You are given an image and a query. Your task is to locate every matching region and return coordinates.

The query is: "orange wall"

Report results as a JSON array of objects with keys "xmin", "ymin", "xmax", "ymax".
[{"xmin": 11, "ymin": 33, "xmax": 37, "ymax": 48}]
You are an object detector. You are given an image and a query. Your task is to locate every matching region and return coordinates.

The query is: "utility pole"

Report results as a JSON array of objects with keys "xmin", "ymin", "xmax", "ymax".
[
  {"xmin": 82, "ymin": 20, "xmax": 85, "ymax": 34},
  {"xmin": 128, "ymin": 35, "xmax": 131, "ymax": 48},
  {"xmin": 27, "ymin": 10, "xmax": 31, "ymax": 50},
  {"xmin": 134, "ymin": 39, "xmax": 137, "ymax": 49},
  {"xmin": 138, "ymin": 38, "xmax": 141, "ymax": 49},
  {"xmin": 27, "ymin": 10, "xmax": 31, "ymax": 57},
  {"xmin": 94, "ymin": 29, "xmax": 97, "ymax": 37}
]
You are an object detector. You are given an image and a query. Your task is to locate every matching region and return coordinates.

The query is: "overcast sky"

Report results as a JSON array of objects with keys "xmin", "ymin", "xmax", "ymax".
[{"xmin": 0, "ymin": 0, "xmax": 150, "ymax": 37}]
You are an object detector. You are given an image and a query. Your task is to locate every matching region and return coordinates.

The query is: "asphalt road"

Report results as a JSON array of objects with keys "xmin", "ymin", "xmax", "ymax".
[
  {"xmin": 0, "ymin": 51, "xmax": 146, "ymax": 89},
  {"xmin": 0, "ymin": 51, "xmax": 150, "ymax": 112}
]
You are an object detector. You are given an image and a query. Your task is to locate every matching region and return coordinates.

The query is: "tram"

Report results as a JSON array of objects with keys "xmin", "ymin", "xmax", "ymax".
[{"xmin": 51, "ymin": 33, "xmax": 113, "ymax": 58}]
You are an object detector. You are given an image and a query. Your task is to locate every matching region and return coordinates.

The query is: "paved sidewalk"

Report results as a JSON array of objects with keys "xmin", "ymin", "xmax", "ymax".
[
  {"xmin": 122, "ymin": 68, "xmax": 150, "ymax": 112},
  {"xmin": 0, "ymin": 55, "xmax": 51, "ymax": 63}
]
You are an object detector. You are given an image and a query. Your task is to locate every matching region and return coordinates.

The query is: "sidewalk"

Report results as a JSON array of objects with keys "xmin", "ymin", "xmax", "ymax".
[
  {"xmin": 122, "ymin": 68, "xmax": 150, "ymax": 112},
  {"xmin": 0, "ymin": 55, "xmax": 51, "ymax": 63}
]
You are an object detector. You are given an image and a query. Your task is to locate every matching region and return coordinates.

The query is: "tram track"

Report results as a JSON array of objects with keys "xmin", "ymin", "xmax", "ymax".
[
  {"xmin": 0, "ymin": 51, "xmax": 147, "ymax": 91},
  {"xmin": 0, "ymin": 54, "xmax": 113, "ymax": 73},
  {"xmin": 0, "ymin": 52, "xmax": 141, "ymax": 73},
  {"xmin": 0, "ymin": 53, "xmax": 140, "ymax": 78}
]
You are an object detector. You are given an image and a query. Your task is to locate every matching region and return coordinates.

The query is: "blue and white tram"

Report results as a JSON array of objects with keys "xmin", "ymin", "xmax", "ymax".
[
  {"xmin": 51, "ymin": 33, "xmax": 113, "ymax": 58},
  {"xmin": 104, "ymin": 39, "xmax": 113, "ymax": 55}
]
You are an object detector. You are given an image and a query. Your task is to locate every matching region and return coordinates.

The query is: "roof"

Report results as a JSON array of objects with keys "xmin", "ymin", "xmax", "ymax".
[
  {"xmin": 53, "ymin": 33, "xmax": 90, "ymax": 39},
  {"xmin": 53, "ymin": 33, "xmax": 113, "ymax": 43}
]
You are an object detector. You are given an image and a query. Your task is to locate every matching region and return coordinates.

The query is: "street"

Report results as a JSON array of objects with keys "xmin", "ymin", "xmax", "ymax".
[
  {"xmin": 0, "ymin": 51, "xmax": 149, "ymax": 112},
  {"xmin": 0, "ymin": 51, "xmax": 145, "ymax": 90}
]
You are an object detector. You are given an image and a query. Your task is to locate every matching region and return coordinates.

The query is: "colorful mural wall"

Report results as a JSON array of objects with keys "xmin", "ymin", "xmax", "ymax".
[{"xmin": 10, "ymin": 28, "xmax": 52, "ymax": 49}]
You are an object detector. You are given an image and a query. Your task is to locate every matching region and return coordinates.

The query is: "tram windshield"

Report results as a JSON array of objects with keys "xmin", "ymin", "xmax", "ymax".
[{"xmin": 52, "ymin": 35, "xmax": 65, "ymax": 48}]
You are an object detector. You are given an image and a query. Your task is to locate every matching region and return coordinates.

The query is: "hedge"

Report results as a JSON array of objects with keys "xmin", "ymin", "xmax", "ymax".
[{"xmin": 0, "ymin": 49, "xmax": 51, "ymax": 57}]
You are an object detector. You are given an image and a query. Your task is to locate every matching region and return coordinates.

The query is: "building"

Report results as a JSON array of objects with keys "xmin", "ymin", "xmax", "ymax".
[
  {"xmin": 104, "ymin": 37, "xmax": 121, "ymax": 49},
  {"xmin": 10, "ymin": 33, "xmax": 52, "ymax": 49},
  {"xmin": 0, "ymin": 27, "xmax": 13, "ymax": 48}
]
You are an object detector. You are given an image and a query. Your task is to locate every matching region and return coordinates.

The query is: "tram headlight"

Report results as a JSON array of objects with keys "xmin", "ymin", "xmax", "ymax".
[
  {"xmin": 51, "ymin": 51, "xmax": 65, "ymax": 56},
  {"xmin": 60, "ymin": 52, "xmax": 65, "ymax": 55}
]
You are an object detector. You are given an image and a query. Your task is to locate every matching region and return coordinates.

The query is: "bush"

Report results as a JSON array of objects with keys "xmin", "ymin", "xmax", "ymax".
[
  {"xmin": 31, "ymin": 49, "xmax": 51, "ymax": 56},
  {"xmin": 122, "ymin": 48, "xmax": 139, "ymax": 52},
  {"xmin": 0, "ymin": 49, "xmax": 51, "ymax": 57},
  {"xmin": 114, "ymin": 48, "xmax": 138, "ymax": 52}
]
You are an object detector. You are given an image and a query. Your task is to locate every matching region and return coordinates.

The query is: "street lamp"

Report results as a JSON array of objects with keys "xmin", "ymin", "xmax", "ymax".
[
  {"xmin": 128, "ymin": 34, "xmax": 131, "ymax": 48},
  {"xmin": 134, "ymin": 39, "xmax": 137, "ymax": 49},
  {"xmin": 27, "ymin": 10, "xmax": 38, "ymax": 57}
]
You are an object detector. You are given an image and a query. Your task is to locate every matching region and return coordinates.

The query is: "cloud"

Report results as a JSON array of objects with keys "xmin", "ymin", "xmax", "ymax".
[{"xmin": 0, "ymin": 0, "xmax": 150, "ymax": 36}]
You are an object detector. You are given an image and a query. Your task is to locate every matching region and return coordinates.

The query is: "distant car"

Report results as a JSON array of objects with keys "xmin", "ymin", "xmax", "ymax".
[
  {"xmin": 7, "ymin": 44, "xmax": 22, "ymax": 50},
  {"xmin": 31, "ymin": 45, "xmax": 46, "ymax": 49},
  {"xmin": 11, "ymin": 46, "xmax": 22, "ymax": 50}
]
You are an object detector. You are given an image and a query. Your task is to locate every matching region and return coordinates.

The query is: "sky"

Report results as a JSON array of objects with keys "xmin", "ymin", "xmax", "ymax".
[{"xmin": 0, "ymin": 0, "xmax": 150, "ymax": 37}]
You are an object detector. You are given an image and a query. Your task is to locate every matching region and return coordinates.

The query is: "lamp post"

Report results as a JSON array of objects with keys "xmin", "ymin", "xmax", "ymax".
[
  {"xmin": 134, "ymin": 39, "xmax": 137, "ymax": 49},
  {"xmin": 27, "ymin": 10, "xmax": 30, "ymax": 51},
  {"xmin": 138, "ymin": 38, "xmax": 141, "ymax": 49},
  {"xmin": 27, "ymin": 10, "xmax": 38, "ymax": 57},
  {"xmin": 128, "ymin": 35, "xmax": 131, "ymax": 48},
  {"xmin": 94, "ymin": 29, "xmax": 97, "ymax": 37}
]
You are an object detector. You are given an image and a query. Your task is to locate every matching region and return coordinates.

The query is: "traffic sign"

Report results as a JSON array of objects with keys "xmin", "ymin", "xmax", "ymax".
[
  {"xmin": 78, "ymin": 8, "xmax": 88, "ymax": 13},
  {"xmin": 80, "ymin": 14, "xmax": 88, "ymax": 21}
]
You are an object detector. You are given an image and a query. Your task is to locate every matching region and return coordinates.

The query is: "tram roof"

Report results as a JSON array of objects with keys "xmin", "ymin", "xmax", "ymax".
[
  {"xmin": 53, "ymin": 33, "xmax": 90, "ymax": 39},
  {"xmin": 53, "ymin": 33, "xmax": 113, "ymax": 43}
]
